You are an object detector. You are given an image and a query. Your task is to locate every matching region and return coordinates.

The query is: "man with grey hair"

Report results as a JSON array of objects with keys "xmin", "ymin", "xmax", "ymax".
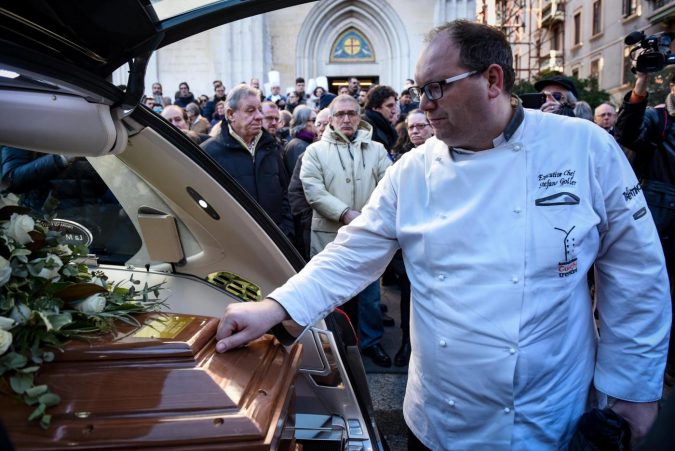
[
  {"xmin": 300, "ymin": 95, "xmax": 392, "ymax": 367},
  {"xmin": 201, "ymin": 84, "xmax": 293, "ymax": 238},
  {"xmin": 215, "ymin": 21, "xmax": 669, "ymax": 449},
  {"xmin": 594, "ymin": 102, "xmax": 617, "ymax": 134},
  {"xmin": 283, "ymin": 105, "xmax": 317, "ymax": 175}
]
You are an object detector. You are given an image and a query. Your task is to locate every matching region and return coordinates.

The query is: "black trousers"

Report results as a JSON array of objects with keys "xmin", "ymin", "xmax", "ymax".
[{"xmin": 407, "ymin": 426, "xmax": 432, "ymax": 451}]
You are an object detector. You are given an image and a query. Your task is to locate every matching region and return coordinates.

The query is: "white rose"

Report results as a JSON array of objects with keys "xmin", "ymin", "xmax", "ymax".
[
  {"xmin": 3, "ymin": 213, "xmax": 34, "ymax": 245},
  {"xmin": 0, "ymin": 255, "xmax": 11, "ymax": 287},
  {"xmin": 9, "ymin": 303, "xmax": 31, "ymax": 325},
  {"xmin": 0, "ymin": 316, "xmax": 14, "ymax": 331},
  {"xmin": 0, "ymin": 193, "xmax": 19, "ymax": 208},
  {"xmin": 28, "ymin": 254, "xmax": 63, "ymax": 281},
  {"xmin": 0, "ymin": 329, "xmax": 12, "ymax": 355},
  {"xmin": 73, "ymin": 293, "xmax": 106, "ymax": 314}
]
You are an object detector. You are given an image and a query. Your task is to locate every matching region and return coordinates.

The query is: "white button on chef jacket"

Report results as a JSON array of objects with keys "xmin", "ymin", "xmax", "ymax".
[{"xmin": 271, "ymin": 110, "xmax": 670, "ymax": 450}]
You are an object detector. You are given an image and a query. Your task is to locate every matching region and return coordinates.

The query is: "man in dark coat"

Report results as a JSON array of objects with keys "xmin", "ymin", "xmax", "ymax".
[
  {"xmin": 202, "ymin": 83, "xmax": 227, "ymax": 122},
  {"xmin": 201, "ymin": 84, "xmax": 293, "ymax": 239},
  {"xmin": 362, "ymin": 85, "xmax": 399, "ymax": 152},
  {"xmin": 174, "ymin": 82, "xmax": 196, "ymax": 108}
]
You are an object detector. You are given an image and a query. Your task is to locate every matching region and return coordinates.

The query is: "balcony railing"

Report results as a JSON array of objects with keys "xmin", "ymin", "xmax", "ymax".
[{"xmin": 542, "ymin": 0, "xmax": 564, "ymax": 26}]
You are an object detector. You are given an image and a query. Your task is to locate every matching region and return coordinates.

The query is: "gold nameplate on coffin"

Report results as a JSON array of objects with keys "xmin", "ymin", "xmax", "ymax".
[{"xmin": 0, "ymin": 312, "xmax": 302, "ymax": 450}]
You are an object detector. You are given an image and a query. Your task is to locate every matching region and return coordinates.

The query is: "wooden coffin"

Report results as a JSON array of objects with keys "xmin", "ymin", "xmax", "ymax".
[{"xmin": 0, "ymin": 313, "xmax": 302, "ymax": 450}]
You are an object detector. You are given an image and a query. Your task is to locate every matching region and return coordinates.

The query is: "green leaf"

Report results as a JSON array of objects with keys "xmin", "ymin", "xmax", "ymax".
[
  {"xmin": 1, "ymin": 351, "xmax": 28, "ymax": 369},
  {"xmin": 40, "ymin": 414, "xmax": 51, "ymax": 429},
  {"xmin": 47, "ymin": 312, "xmax": 72, "ymax": 331},
  {"xmin": 25, "ymin": 384, "xmax": 48, "ymax": 397},
  {"xmin": 11, "ymin": 248, "xmax": 32, "ymax": 258},
  {"xmin": 10, "ymin": 372, "xmax": 34, "ymax": 394},
  {"xmin": 42, "ymin": 351, "xmax": 54, "ymax": 362},
  {"xmin": 28, "ymin": 403, "xmax": 46, "ymax": 421},
  {"xmin": 19, "ymin": 365, "xmax": 40, "ymax": 373},
  {"xmin": 38, "ymin": 392, "xmax": 60, "ymax": 406}
]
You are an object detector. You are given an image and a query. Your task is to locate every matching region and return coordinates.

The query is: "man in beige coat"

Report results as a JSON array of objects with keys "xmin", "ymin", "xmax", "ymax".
[{"xmin": 300, "ymin": 94, "xmax": 392, "ymax": 366}]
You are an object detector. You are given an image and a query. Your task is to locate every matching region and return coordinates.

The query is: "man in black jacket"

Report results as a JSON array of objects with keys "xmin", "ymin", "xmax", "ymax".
[
  {"xmin": 614, "ymin": 70, "xmax": 675, "ymax": 383},
  {"xmin": 362, "ymin": 85, "xmax": 399, "ymax": 152},
  {"xmin": 201, "ymin": 84, "xmax": 293, "ymax": 239}
]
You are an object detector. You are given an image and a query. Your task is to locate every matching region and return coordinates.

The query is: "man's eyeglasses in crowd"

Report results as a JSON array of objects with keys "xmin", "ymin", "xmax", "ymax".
[
  {"xmin": 407, "ymin": 123, "xmax": 431, "ymax": 131},
  {"xmin": 334, "ymin": 110, "xmax": 359, "ymax": 119},
  {"xmin": 409, "ymin": 70, "xmax": 477, "ymax": 102}
]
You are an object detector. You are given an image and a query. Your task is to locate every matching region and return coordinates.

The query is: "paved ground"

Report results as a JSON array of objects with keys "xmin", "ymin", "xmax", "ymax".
[{"xmin": 364, "ymin": 283, "xmax": 408, "ymax": 450}]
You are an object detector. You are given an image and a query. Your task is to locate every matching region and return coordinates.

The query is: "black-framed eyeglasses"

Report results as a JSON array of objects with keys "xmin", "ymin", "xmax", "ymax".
[{"xmin": 409, "ymin": 70, "xmax": 477, "ymax": 102}]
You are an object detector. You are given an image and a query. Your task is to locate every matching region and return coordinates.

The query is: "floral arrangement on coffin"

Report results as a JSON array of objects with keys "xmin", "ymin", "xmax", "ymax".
[{"xmin": 0, "ymin": 195, "xmax": 165, "ymax": 429}]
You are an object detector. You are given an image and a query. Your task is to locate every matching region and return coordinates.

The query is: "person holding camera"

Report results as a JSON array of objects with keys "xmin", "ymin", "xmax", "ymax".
[
  {"xmin": 614, "ymin": 69, "xmax": 675, "ymax": 385},
  {"xmin": 534, "ymin": 75, "xmax": 578, "ymax": 117}
]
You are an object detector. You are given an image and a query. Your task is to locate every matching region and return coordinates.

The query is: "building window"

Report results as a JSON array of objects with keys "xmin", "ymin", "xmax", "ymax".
[
  {"xmin": 330, "ymin": 28, "xmax": 375, "ymax": 63},
  {"xmin": 574, "ymin": 12, "xmax": 582, "ymax": 45},
  {"xmin": 590, "ymin": 58, "xmax": 601, "ymax": 80},
  {"xmin": 551, "ymin": 25, "xmax": 562, "ymax": 51},
  {"xmin": 572, "ymin": 66, "xmax": 580, "ymax": 79},
  {"xmin": 622, "ymin": 0, "xmax": 638, "ymax": 17},
  {"xmin": 592, "ymin": 1, "xmax": 602, "ymax": 35}
]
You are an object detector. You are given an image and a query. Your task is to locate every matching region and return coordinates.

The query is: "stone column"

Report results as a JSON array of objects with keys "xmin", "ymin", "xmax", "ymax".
[{"xmin": 217, "ymin": 15, "xmax": 267, "ymax": 92}]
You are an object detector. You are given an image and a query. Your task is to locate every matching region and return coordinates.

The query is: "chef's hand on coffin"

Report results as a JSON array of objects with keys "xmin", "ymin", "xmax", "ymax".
[{"xmin": 215, "ymin": 298, "xmax": 289, "ymax": 352}]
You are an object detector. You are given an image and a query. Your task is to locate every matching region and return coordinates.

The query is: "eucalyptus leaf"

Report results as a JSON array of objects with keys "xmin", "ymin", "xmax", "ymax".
[
  {"xmin": 28, "ymin": 403, "xmax": 46, "ymax": 421},
  {"xmin": 39, "ymin": 392, "xmax": 60, "ymax": 406},
  {"xmin": 25, "ymin": 384, "xmax": 48, "ymax": 397},
  {"xmin": 40, "ymin": 414, "xmax": 51, "ymax": 429},
  {"xmin": 10, "ymin": 372, "xmax": 34, "ymax": 394},
  {"xmin": 42, "ymin": 351, "xmax": 54, "ymax": 362},
  {"xmin": 1, "ymin": 351, "xmax": 27, "ymax": 369},
  {"xmin": 19, "ymin": 365, "xmax": 40, "ymax": 373}
]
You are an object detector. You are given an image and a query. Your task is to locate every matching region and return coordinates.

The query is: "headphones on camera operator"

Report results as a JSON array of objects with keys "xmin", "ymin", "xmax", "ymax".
[{"xmin": 625, "ymin": 30, "xmax": 675, "ymax": 73}]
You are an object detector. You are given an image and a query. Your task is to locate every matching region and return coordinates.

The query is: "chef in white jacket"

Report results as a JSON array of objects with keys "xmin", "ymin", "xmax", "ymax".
[{"xmin": 215, "ymin": 20, "xmax": 671, "ymax": 450}]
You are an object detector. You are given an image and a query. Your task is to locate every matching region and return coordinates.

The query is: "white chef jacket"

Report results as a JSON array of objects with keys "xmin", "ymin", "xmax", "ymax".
[{"xmin": 269, "ymin": 108, "xmax": 671, "ymax": 450}]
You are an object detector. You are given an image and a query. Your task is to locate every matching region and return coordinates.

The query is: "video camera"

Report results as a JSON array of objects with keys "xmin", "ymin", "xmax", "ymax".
[{"xmin": 625, "ymin": 31, "xmax": 675, "ymax": 73}]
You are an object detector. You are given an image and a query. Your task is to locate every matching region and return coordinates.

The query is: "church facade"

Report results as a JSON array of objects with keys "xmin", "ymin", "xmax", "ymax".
[{"xmin": 113, "ymin": 0, "xmax": 477, "ymax": 98}]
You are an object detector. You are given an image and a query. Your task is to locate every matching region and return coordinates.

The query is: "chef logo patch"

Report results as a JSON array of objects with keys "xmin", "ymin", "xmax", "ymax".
[{"xmin": 555, "ymin": 225, "xmax": 577, "ymax": 278}]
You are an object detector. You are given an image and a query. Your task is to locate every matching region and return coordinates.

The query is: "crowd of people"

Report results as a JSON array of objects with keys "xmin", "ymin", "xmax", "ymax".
[{"xmin": 146, "ymin": 74, "xmax": 439, "ymax": 368}]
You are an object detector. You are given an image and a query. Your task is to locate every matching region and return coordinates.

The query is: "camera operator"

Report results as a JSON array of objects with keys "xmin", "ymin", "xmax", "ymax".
[{"xmin": 614, "ymin": 69, "xmax": 675, "ymax": 385}]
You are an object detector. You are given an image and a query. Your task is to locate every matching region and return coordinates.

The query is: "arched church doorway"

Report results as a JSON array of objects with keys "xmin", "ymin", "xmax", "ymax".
[{"xmin": 295, "ymin": 0, "xmax": 410, "ymax": 91}]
